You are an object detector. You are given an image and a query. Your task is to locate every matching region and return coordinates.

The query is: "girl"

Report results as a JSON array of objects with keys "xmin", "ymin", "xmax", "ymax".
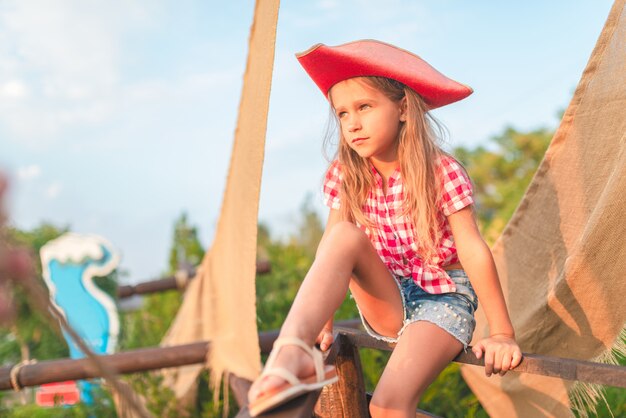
[{"xmin": 248, "ymin": 40, "xmax": 522, "ymax": 417}]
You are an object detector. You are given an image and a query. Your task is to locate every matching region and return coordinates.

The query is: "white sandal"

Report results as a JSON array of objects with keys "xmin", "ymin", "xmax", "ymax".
[{"xmin": 248, "ymin": 336, "xmax": 338, "ymax": 416}]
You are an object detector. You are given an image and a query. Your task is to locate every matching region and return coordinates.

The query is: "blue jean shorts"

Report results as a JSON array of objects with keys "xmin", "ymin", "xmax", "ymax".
[{"xmin": 356, "ymin": 269, "xmax": 478, "ymax": 349}]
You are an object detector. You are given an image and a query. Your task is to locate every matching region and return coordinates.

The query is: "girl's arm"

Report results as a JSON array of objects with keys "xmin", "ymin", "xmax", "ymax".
[
  {"xmin": 447, "ymin": 206, "xmax": 522, "ymax": 376},
  {"xmin": 314, "ymin": 208, "xmax": 343, "ymax": 351}
]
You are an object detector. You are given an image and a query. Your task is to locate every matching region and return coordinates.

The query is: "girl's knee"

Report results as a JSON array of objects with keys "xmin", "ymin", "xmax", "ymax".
[
  {"xmin": 370, "ymin": 385, "xmax": 422, "ymax": 417},
  {"xmin": 326, "ymin": 221, "xmax": 368, "ymax": 247}
]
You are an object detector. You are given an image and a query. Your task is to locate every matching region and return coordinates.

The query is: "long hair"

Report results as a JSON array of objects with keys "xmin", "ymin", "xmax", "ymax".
[{"xmin": 326, "ymin": 76, "xmax": 449, "ymax": 263}]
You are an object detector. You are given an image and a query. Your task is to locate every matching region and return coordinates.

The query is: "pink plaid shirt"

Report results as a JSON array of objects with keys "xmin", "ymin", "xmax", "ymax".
[{"xmin": 323, "ymin": 154, "xmax": 474, "ymax": 294}]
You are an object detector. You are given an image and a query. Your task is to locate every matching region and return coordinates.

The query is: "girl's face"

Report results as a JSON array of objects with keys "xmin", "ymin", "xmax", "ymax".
[{"xmin": 330, "ymin": 78, "xmax": 406, "ymax": 164}]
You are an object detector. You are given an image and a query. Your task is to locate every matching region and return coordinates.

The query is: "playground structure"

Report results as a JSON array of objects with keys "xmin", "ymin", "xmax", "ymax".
[{"xmin": 1, "ymin": 0, "xmax": 626, "ymax": 416}]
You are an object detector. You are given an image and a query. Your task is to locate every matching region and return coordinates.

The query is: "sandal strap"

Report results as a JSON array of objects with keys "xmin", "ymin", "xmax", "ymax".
[
  {"xmin": 259, "ymin": 367, "xmax": 301, "ymax": 386},
  {"xmin": 266, "ymin": 336, "xmax": 325, "ymax": 383}
]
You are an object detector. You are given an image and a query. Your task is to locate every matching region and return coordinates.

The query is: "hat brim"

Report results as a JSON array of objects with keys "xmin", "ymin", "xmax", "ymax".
[{"xmin": 296, "ymin": 39, "xmax": 473, "ymax": 109}]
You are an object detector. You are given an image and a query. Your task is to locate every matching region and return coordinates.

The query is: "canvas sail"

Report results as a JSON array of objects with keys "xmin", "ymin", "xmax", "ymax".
[
  {"xmin": 160, "ymin": 0, "xmax": 280, "ymax": 402},
  {"xmin": 462, "ymin": 1, "xmax": 626, "ymax": 416}
]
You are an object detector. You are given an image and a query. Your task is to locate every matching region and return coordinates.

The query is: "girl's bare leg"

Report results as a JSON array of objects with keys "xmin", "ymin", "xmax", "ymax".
[
  {"xmin": 249, "ymin": 221, "xmax": 404, "ymax": 401},
  {"xmin": 369, "ymin": 321, "xmax": 463, "ymax": 418}
]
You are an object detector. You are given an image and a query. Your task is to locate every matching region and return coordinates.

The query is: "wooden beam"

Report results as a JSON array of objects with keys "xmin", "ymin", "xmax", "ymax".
[
  {"xmin": 0, "ymin": 320, "xmax": 362, "ymax": 391},
  {"xmin": 118, "ymin": 275, "xmax": 187, "ymax": 299},
  {"xmin": 117, "ymin": 260, "xmax": 271, "ymax": 299},
  {"xmin": 4, "ymin": 323, "xmax": 624, "ymax": 394},
  {"xmin": 0, "ymin": 342, "xmax": 209, "ymax": 391},
  {"xmin": 335, "ymin": 327, "xmax": 626, "ymax": 389}
]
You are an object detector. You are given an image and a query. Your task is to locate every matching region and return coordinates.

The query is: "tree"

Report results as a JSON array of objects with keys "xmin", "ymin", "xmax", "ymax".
[
  {"xmin": 454, "ymin": 126, "xmax": 553, "ymax": 244},
  {"xmin": 290, "ymin": 193, "xmax": 325, "ymax": 259},
  {"xmin": 167, "ymin": 212, "xmax": 205, "ymax": 274},
  {"xmin": 1, "ymin": 223, "xmax": 70, "ymax": 365},
  {"xmin": 120, "ymin": 212, "xmax": 205, "ymax": 351},
  {"xmin": 117, "ymin": 213, "xmax": 214, "ymax": 417}
]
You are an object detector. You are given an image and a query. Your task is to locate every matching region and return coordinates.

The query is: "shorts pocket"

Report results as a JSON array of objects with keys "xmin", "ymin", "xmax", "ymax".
[{"xmin": 447, "ymin": 270, "xmax": 478, "ymax": 311}]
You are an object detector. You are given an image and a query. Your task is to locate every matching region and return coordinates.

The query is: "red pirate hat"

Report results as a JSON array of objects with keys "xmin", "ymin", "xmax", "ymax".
[{"xmin": 296, "ymin": 39, "xmax": 473, "ymax": 109}]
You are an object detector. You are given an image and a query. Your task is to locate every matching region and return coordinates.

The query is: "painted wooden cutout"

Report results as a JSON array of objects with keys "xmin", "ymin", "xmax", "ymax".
[{"xmin": 40, "ymin": 233, "xmax": 120, "ymax": 404}]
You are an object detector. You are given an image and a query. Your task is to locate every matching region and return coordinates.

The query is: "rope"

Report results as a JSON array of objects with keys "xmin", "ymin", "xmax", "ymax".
[
  {"xmin": 174, "ymin": 269, "xmax": 190, "ymax": 290},
  {"xmin": 9, "ymin": 359, "xmax": 37, "ymax": 391},
  {"xmin": 17, "ymin": 271, "xmax": 153, "ymax": 417}
]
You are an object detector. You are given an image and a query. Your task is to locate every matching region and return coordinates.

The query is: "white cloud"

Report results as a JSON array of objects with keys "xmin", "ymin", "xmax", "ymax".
[
  {"xmin": 1, "ymin": 80, "xmax": 28, "ymax": 99},
  {"xmin": 1, "ymin": 1, "xmax": 121, "ymax": 94},
  {"xmin": 0, "ymin": 1, "xmax": 246, "ymax": 151},
  {"xmin": 0, "ymin": 1, "xmax": 161, "ymax": 146},
  {"xmin": 17, "ymin": 164, "xmax": 41, "ymax": 180},
  {"xmin": 45, "ymin": 182, "xmax": 62, "ymax": 199}
]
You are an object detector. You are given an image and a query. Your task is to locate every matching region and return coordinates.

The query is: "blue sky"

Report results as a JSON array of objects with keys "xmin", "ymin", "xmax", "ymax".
[{"xmin": 0, "ymin": 1, "xmax": 615, "ymax": 282}]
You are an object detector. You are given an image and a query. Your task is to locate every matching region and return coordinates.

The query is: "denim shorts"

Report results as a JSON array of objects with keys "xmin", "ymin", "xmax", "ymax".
[{"xmin": 356, "ymin": 269, "xmax": 478, "ymax": 349}]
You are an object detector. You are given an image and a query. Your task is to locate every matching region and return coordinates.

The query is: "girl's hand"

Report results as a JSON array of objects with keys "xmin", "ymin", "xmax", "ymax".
[
  {"xmin": 315, "ymin": 327, "xmax": 334, "ymax": 352},
  {"xmin": 472, "ymin": 334, "xmax": 522, "ymax": 377}
]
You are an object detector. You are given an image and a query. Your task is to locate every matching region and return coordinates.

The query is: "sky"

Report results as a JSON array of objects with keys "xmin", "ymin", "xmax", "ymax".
[{"xmin": 0, "ymin": 0, "xmax": 616, "ymax": 283}]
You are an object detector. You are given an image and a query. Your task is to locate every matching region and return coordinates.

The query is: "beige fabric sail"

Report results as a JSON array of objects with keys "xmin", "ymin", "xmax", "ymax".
[
  {"xmin": 160, "ymin": 0, "xmax": 280, "ymax": 401},
  {"xmin": 462, "ymin": 0, "xmax": 626, "ymax": 416}
]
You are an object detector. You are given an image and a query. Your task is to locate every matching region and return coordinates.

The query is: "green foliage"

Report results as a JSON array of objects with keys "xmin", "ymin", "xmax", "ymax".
[
  {"xmin": 125, "ymin": 372, "xmax": 179, "ymax": 416},
  {"xmin": 0, "ymin": 386, "xmax": 117, "ymax": 417},
  {"xmin": 289, "ymin": 193, "xmax": 325, "ymax": 259},
  {"xmin": 0, "ymin": 223, "xmax": 69, "ymax": 364},
  {"xmin": 8, "ymin": 223, "xmax": 69, "ymax": 253},
  {"xmin": 454, "ymin": 126, "xmax": 553, "ymax": 243},
  {"xmin": 115, "ymin": 212, "xmax": 236, "ymax": 418},
  {"xmin": 93, "ymin": 272, "xmax": 120, "ymax": 302},
  {"xmin": 168, "ymin": 212, "xmax": 205, "ymax": 273},
  {"xmin": 575, "ymin": 341, "xmax": 626, "ymax": 418},
  {"xmin": 420, "ymin": 364, "xmax": 487, "ymax": 418},
  {"xmin": 119, "ymin": 211, "xmax": 201, "ymax": 351},
  {"xmin": 113, "ymin": 212, "xmax": 199, "ymax": 417},
  {"xmin": 0, "ymin": 223, "xmax": 124, "ymax": 416},
  {"xmin": 118, "ymin": 291, "xmax": 182, "ymax": 351},
  {"xmin": 195, "ymin": 371, "xmax": 238, "ymax": 418},
  {"xmin": 358, "ymin": 348, "xmax": 390, "ymax": 392},
  {"xmin": 255, "ymin": 237, "xmax": 312, "ymax": 331},
  {"xmin": 0, "ymin": 222, "xmax": 121, "ymax": 366}
]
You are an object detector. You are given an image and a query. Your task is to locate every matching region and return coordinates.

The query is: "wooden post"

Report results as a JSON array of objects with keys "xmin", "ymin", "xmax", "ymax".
[{"xmin": 314, "ymin": 333, "xmax": 368, "ymax": 418}]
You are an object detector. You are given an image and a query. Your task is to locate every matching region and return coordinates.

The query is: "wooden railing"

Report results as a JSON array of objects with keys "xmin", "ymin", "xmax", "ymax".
[
  {"xmin": 236, "ymin": 326, "xmax": 626, "ymax": 417},
  {"xmin": 0, "ymin": 320, "xmax": 361, "ymax": 392},
  {"xmin": 2, "ymin": 322, "xmax": 625, "ymax": 417}
]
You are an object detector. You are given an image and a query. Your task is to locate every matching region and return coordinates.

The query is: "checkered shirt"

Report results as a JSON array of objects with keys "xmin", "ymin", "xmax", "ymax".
[{"xmin": 322, "ymin": 154, "xmax": 474, "ymax": 294}]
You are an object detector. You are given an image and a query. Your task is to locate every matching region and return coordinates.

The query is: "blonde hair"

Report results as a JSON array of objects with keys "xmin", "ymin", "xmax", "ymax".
[{"xmin": 326, "ymin": 76, "xmax": 450, "ymax": 262}]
